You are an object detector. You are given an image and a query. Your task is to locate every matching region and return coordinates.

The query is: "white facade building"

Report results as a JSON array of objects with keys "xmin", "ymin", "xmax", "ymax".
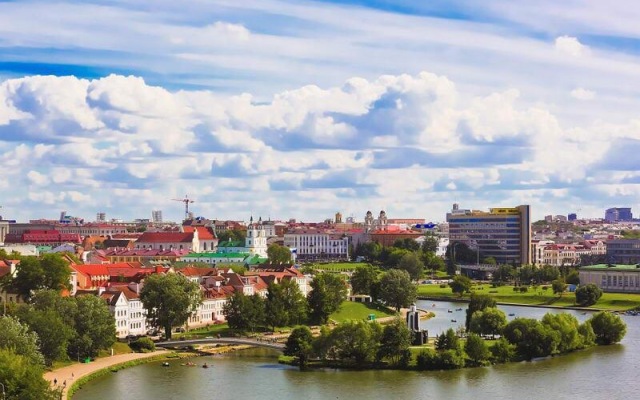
[{"xmin": 284, "ymin": 228, "xmax": 349, "ymax": 261}]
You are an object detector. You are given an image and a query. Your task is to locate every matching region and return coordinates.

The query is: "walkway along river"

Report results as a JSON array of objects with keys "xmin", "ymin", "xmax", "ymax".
[{"xmin": 73, "ymin": 300, "xmax": 639, "ymax": 400}]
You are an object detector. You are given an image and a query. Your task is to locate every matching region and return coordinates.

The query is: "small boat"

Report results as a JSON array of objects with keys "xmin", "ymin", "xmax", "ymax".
[
  {"xmin": 455, "ymin": 308, "xmax": 463, "ymax": 311},
  {"xmin": 447, "ymin": 310, "xmax": 453, "ymax": 313},
  {"xmin": 202, "ymin": 363, "xmax": 209, "ymax": 369},
  {"xmin": 162, "ymin": 362, "xmax": 170, "ymax": 367},
  {"xmin": 508, "ymin": 313, "xmax": 515, "ymax": 317},
  {"xmin": 451, "ymin": 319, "xmax": 457, "ymax": 323},
  {"xmin": 432, "ymin": 304, "xmax": 436, "ymax": 307}
]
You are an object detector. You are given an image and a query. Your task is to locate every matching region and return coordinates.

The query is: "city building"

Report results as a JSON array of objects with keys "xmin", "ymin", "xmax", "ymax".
[
  {"xmin": 446, "ymin": 204, "xmax": 531, "ymax": 265},
  {"xmin": 579, "ymin": 264, "xmax": 640, "ymax": 293},
  {"xmin": 0, "ymin": 219, "xmax": 8, "ymax": 244},
  {"xmin": 3, "ymin": 229, "xmax": 82, "ymax": 246},
  {"xmin": 152, "ymin": 210, "xmax": 163, "ymax": 224},
  {"xmin": 606, "ymin": 239, "xmax": 640, "ymax": 264},
  {"xmin": 284, "ymin": 227, "xmax": 349, "ymax": 261},
  {"xmin": 605, "ymin": 207, "xmax": 633, "ymax": 222}
]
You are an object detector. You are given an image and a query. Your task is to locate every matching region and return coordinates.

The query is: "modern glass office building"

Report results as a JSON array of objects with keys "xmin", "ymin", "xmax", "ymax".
[{"xmin": 446, "ymin": 204, "xmax": 531, "ymax": 266}]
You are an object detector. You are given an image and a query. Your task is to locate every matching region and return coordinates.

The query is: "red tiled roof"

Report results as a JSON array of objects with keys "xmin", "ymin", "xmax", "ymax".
[
  {"xmin": 137, "ymin": 232, "xmax": 194, "ymax": 243},
  {"xmin": 182, "ymin": 226, "xmax": 217, "ymax": 240}
]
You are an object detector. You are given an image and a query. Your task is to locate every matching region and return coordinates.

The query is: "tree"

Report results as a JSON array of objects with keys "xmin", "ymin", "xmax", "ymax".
[
  {"xmin": 217, "ymin": 229, "xmax": 246, "ymax": 243},
  {"xmin": 140, "ymin": 273, "xmax": 202, "ymax": 340},
  {"xmin": 325, "ymin": 320, "xmax": 381, "ymax": 365},
  {"xmin": 465, "ymin": 293, "xmax": 497, "ymax": 330},
  {"xmin": 377, "ymin": 318, "xmax": 412, "ymax": 366},
  {"xmin": 267, "ymin": 244, "xmax": 292, "ymax": 265},
  {"xmin": 359, "ymin": 242, "xmax": 382, "ymax": 264},
  {"xmin": 307, "ymin": 273, "xmax": 347, "ymax": 324},
  {"xmin": 378, "ymin": 269, "xmax": 417, "ymax": 312},
  {"xmin": 490, "ymin": 338, "xmax": 515, "ymax": 363},
  {"xmin": 588, "ymin": 311, "xmax": 627, "ymax": 345},
  {"xmin": 483, "ymin": 256, "xmax": 497, "ymax": 265},
  {"xmin": 421, "ymin": 235, "xmax": 439, "ymax": 253},
  {"xmin": 11, "ymin": 255, "xmax": 71, "ymax": 302},
  {"xmin": 265, "ymin": 283, "xmax": 288, "ymax": 330},
  {"xmin": 502, "ymin": 318, "xmax": 559, "ymax": 360},
  {"xmin": 421, "ymin": 251, "xmax": 445, "ymax": 277},
  {"xmin": 280, "ymin": 278, "xmax": 307, "ymax": 325},
  {"xmin": 469, "ymin": 308, "xmax": 507, "ymax": 338},
  {"xmin": 284, "ymin": 326, "xmax": 314, "ymax": 369},
  {"xmin": 493, "ymin": 265, "xmax": 516, "ymax": 283},
  {"xmin": 396, "ymin": 252, "xmax": 424, "ymax": 281},
  {"xmin": 541, "ymin": 313, "xmax": 583, "ymax": 353},
  {"xmin": 350, "ymin": 264, "xmax": 379, "ymax": 296},
  {"xmin": 17, "ymin": 308, "xmax": 74, "ymax": 366},
  {"xmin": 565, "ymin": 269, "xmax": 580, "ymax": 285},
  {"xmin": 0, "ymin": 349, "xmax": 59, "ymax": 400},
  {"xmin": 435, "ymin": 328, "xmax": 459, "ymax": 351},
  {"xmin": 223, "ymin": 292, "xmax": 265, "ymax": 332},
  {"xmin": 465, "ymin": 333, "xmax": 491, "ymax": 366},
  {"xmin": 393, "ymin": 238, "xmax": 420, "ymax": 251},
  {"xmin": 73, "ymin": 294, "xmax": 117, "ymax": 358},
  {"xmin": 575, "ymin": 284, "xmax": 603, "ymax": 306},
  {"xmin": 552, "ymin": 279, "xmax": 567, "ymax": 296},
  {"xmin": 0, "ymin": 316, "xmax": 45, "ymax": 366},
  {"xmin": 384, "ymin": 248, "xmax": 411, "ymax": 269},
  {"xmin": 449, "ymin": 275, "xmax": 472, "ymax": 297},
  {"xmin": 537, "ymin": 265, "xmax": 560, "ymax": 282}
]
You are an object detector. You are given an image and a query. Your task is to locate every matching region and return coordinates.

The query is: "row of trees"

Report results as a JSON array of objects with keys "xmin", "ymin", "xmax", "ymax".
[
  {"xmin": 353, "ymin": 236, "xmax": 445, "ymax": 280},
  {"xmin": 285, "ymin": 318, "xmax": 412, "ymax": 369},
  {"xmin": 223, "ymin": 272, "xmax": 348, "ymax": 331},
  {"xmin": 350, "ymin": 266, "xmax": 417, "ymax": 311}
]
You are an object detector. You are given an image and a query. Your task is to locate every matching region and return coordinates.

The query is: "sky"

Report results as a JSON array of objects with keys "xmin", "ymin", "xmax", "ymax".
[{"xmin": 1, "ymin": 0, "xmax": 640, "ymax": 224}]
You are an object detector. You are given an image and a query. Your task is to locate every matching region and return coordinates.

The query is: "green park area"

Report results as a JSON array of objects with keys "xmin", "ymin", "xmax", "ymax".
[
  {"xmin": 330, "ymin": 300, "xmax": 397, "ymax": 323},
  {"xmin": 304, "ymin": 262, "xmax": 369, "ymax": 273},
  {"xmin": 417, "ymin": 283, "xmax": 640, "ymax": 311}
]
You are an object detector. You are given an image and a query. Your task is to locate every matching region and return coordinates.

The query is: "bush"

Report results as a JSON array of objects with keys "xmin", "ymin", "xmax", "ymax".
[
  {"xmin": 588, "ymin": 312, "xmax": 627, "ymax": 345},
  {"xmin": 512, "ymin": 287, "xmax": 519, "ymax": 292},
  {"xmin": 519, "ymin": 286, "xmax": 528, "ymax": 293},
  {"xmin": 130, "ymin": 337, "xmax": 155, "ymax": 353},
  {"xmin": 575, "ymin": 284, "xmax": 603, "ymax": 306},
  {"xmin": 439, "ymin": 284, "xmax": 447, "ymax": 288},
  {"xmin": 416, "ymin": 348, "xmax": 438, "ymax": 370},
  {"xmin": 490, "ymin": 338, "xmax": 514, "ymax": 363}
]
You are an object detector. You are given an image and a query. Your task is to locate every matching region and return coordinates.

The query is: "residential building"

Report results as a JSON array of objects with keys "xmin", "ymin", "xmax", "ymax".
[
  {"xmin": 284, "ymin": 227, "xmax": 349, "ymax": 261},
  {"xmin": 579, "ymin": 264, "xmax": 640, "ymax": 293},
  {"xmin": 0, "ymin": 219, "xmax": 8, "ymax": 244},
  {"xmin": 369, "ymin": 226, "xmax": 423, "ymax": 247},
  {"xmin": 248, "ymin": 264, "xmax": 310, "ymax": 296},
  {"xmin": 103, "ymin": 248, "xmax": 190, "ymax": 264},
  {"xmin": 100, "ymin": 285, "xmax": 148, "ymax": 338},
  {"xmin": 3, "ymin": 229, "xmax": 82, "ymax": 246},
  {"xmin": 446, "ymin": 204, "xmax": 531, "ymax": 265}
]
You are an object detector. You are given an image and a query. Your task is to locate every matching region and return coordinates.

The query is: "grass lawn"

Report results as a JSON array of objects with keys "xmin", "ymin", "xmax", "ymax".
[
  {"xmin": 177, "ymin": 323, "xmax": 232, "ymax": 339},
  {"xmin": 307, "ymin": 262, "xmax": 370, "ymax": 272},
  {"xmin": 330, "ymin": 301, "xmax": 397, "ymax": 323},
  {"xmin": 417, "ymin": 283, "xmax": 640, "ymax": 311}
]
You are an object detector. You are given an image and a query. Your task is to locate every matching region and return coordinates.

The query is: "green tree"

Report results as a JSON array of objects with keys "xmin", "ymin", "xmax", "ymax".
[
  {"xmin": 217, "ymin": 229, "xmax": 246, "ymax": 243},
  {"xmin": 493, "ymin": 265, "xmax": 516, "ymax": 283},
  {"xmin": 17, "ymin": 308, "xmax": 74, "ymax": 366},
  {"xmin": 350, "ymin": 264, "xmax": 379, "ymax": 296},
  {"xmin": 435, "ymin": 328, "xmax": 459, "ymax": 351},
  {"xmin": 11, "ymin": 254, "xmax": 71, "ymax": 302},
  {"xmin": 490, "ymin": 338, "xmax": 515, "ymax": 363},
  {"xmin": 552, "ymin": 279, "xmax": 567, "ymax": 296},
  {"xmin": 502, "ymin": 318, "xmax": 559, "ymax": 360},
  {"xmin": 140, "ymin": 273, "xmax": 202, "ymax": 340},
  {"xmin": 325, "ymin": 320, "xmax": 381, "ymax": 365},
  {"xmin": 421, "ymin": 251, "xmax": 445, "ymax": 277},
  {"xmin": 578, "ymin": 321, "xmax": 596, "ymax": 347},
  {"xmin": 396, "ymin": 252, "xmax": 424, "ymax": 281},
  {"xmin": 393, "ymin": 238, "xmax": 420, "ymax": 251},
  {"xmin": 575, "ymin": 284, "xmax": 603, "ymax": 306},
  {"xmin": 537, "ymin": 265, "xmax": 560, "ymax": 282},
  {"xmin": 0, "ymin": 316, "xmax": 45, "ymax": 366},
  {"xmin": 284, "ymin": 326, "xmax": 314, "ymax": 369},
  {"xmin": 280, "ymin": 278, "xmax": 307, "ymax": 325},
  {"xmin": 464, "ymin": 333, "xmax": 491, "ymax": 366},
  {"xmin": 223, "ymin": 292, "xmax": 265, "ymax": 332},
  {"xmin": 469, "ymin": 307, "xmax": 507, "ymax": 338},
  {"xmin": 541, "ymin": 313, "xmax": 582, "ymax": 353},
  {"xmin": 377, "ymin": 318, "xmax": 412, "ymax": 366},
  {"xmin": 307, "ymin": 273, "xmax": 348, "ymax": 324},
  {"xmin": 0, "ymin": 349, "xmax": 59, "ymax": 400},
  {"xmin": 359, "ymin": 242, "xmax": 382, "ymax": 264},
  {"xmin": 449, "ymin": 275, "xmax": 472, "ymax": 297},
  {"xmin": 72, "ymin": 294, "xmax": 117, "ymax": 358},
  {"xmin": 267, "ymin": 244, "xmax": 292, "ymax": 265},
  {"xmin": 483, "ymin": 256, "xmax": 497, "ymax": 265},
  {"xmin": 421, "ymin": 235, "xmax": 439, "ymax": 254},
  {"xmin": 378, "ymin": 269, "xmax": 417, "ymax": 312},
  {"xmin": 265, "ymin": 283, "xmax": 288, "ymax": 330},
  {"xmin": 588, "ymin": 311, "xmax": 627, "ymax": 345},
  {"xmin": 565, "ymin": 269, "xmax": 580, "ymax": 285},
  {"xmin": 465, "ymin": 293, "xmax": 497, "ymax": 330},
  {"xmin": 384, "ymin": 248, "xmax": 411, "ymax": 269}
]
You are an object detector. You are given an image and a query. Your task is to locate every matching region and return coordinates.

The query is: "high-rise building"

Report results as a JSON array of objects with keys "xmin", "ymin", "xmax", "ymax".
[
  {"xmin": 96, "ymin": 212, "xmax": 106, "ymax": 222},
  {"xmin": 605, "ymin": 207, "xmax": 633, "ymax": 222},
  {"xmin": 446, "ymin": 204, "xmax": 531, "ymax": 265},
  {"xmin": 152, "ymin": 210, "xmax": 163, "ymax": 224}
]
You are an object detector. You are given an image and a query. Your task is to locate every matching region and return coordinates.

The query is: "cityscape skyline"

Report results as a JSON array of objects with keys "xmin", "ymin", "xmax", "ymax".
[{"xmin": 2, "ymin": 1, "xmax": 640, "ymax": 223}]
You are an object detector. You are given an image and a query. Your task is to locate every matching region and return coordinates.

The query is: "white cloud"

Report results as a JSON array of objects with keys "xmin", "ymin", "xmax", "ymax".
[
  {"xmin": 207, "ymin": 21, "xmax": 251, "ymax": 41},
  {"xmin": 570, "ymin": 87, "xmax": 596, "ymax": 100},
  {"xmin": 554, "ymin": 35, "xmax": 590, "ymax": 57}
]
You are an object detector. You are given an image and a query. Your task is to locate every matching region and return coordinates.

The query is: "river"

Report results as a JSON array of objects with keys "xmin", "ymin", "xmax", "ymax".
[{"xmin": 73, "ymin": 300, "xmax": 639, "ymax": 400}]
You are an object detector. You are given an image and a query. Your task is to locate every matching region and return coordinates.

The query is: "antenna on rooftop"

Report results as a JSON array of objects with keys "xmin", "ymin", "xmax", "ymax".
[{"xmin": 171, "ymin": 195, "xmax": 195, "ymax": 221}]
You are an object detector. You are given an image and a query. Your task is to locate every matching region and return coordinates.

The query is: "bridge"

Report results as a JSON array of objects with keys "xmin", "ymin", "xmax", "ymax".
[{"xmin": 156, "ymin": 337, "xmax": 285, "ymax": 351}]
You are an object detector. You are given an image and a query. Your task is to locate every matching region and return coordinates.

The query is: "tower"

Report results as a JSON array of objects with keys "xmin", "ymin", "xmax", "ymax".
[
  {"xmin": 335, "ymin": 212, "xmax": 343, "ymax": 224},
  {"xmin": 246, "ymin": 216, "xmax": 268, "ymax": 257},
  {"xmin": 364, "ymin": 211, "xmax": 374, "ymax": 232}
]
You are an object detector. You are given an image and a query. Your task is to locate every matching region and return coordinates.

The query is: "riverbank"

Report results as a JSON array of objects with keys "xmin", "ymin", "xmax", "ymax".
[
  {"xmin": 417, "ymin": 284, "xmax": 640, "ymax": 311},
  {"xmin": 45, "ymin": 350, "xmax": 171, "ymax": 399}
]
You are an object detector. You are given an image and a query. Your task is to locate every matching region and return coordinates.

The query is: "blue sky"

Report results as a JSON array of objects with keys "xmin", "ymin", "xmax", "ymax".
[{"xmin": 1, "ymin": 0, "xmax": 640, "ymax": 223}]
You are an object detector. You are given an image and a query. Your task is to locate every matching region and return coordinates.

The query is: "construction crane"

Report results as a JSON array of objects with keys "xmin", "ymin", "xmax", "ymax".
[{"xmin": 172, "ymin": 195, "xmax": 194, "ymax": 220}]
